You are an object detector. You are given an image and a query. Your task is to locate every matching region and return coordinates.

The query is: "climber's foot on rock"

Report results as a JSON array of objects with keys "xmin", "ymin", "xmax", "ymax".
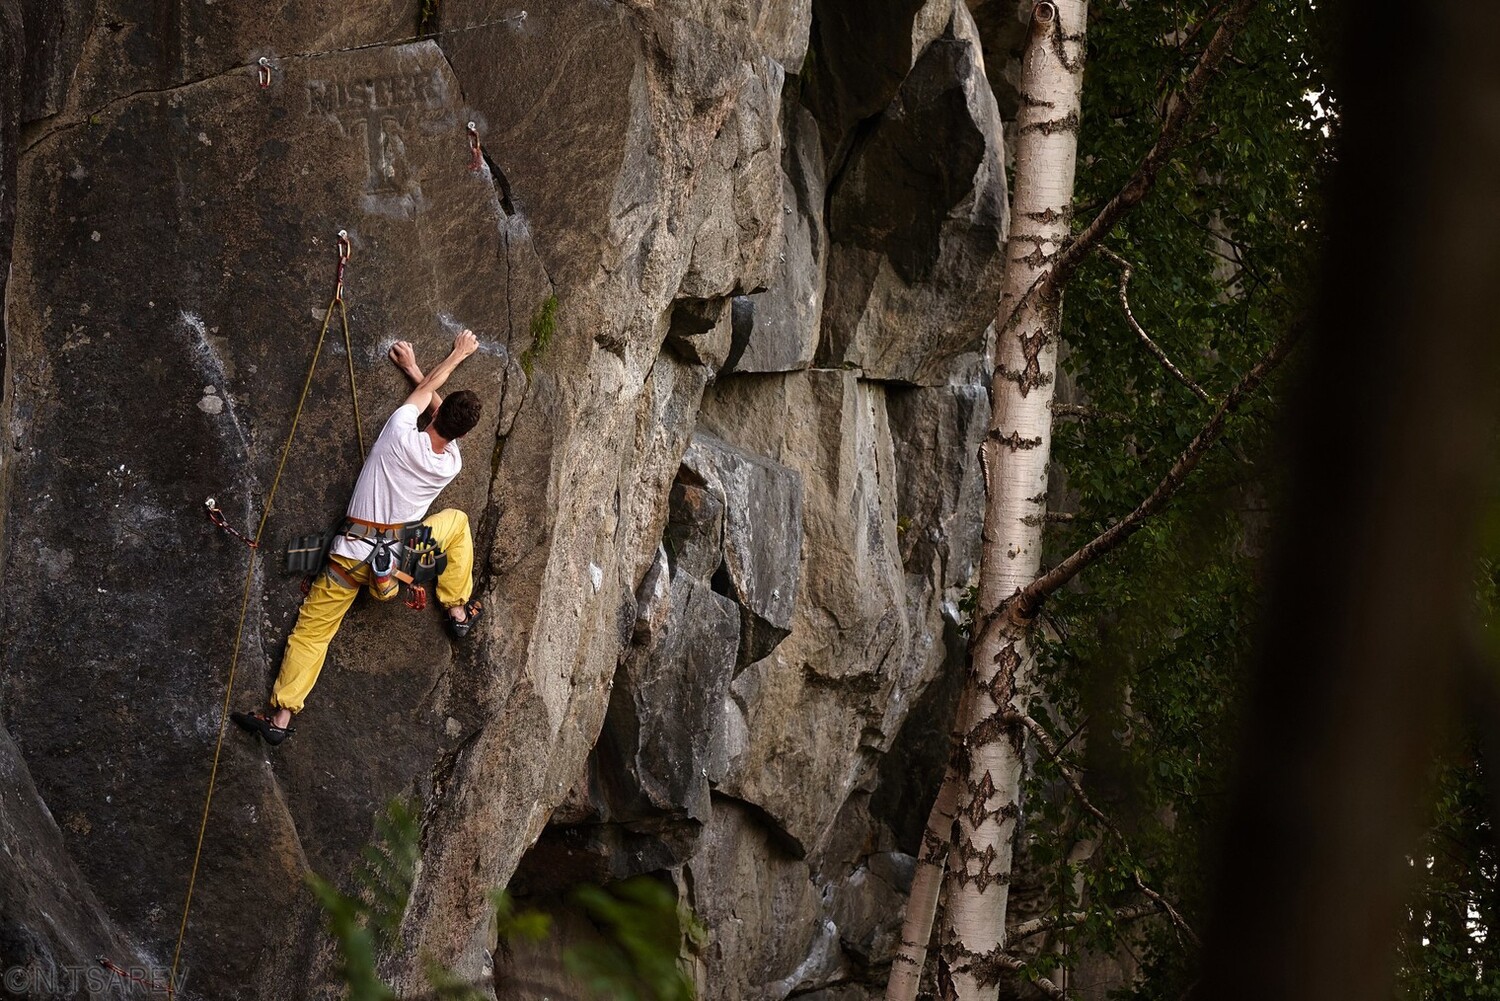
[
  {"xmin": 447, "ymin": 599, "xmax": 483, "ymax": 640},
  {"xmin": 231, "ymin": 709, "xmax": 295, "ymax": 745}
]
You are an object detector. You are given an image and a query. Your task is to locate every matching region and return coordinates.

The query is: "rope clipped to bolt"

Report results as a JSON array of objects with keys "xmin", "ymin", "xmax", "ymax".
[{"xmin": 174, "ymin": 230, "xmax": 365, "ymax": 991}]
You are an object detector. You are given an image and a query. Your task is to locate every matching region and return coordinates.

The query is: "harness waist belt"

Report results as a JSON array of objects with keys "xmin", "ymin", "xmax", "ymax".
[
  {"xmin": 346, "ymin": 516, "xmax": 407, "ymax": 532},
  {"xmin": 321, "ymin": 518, "xmax": 449, "ymax": 591}
]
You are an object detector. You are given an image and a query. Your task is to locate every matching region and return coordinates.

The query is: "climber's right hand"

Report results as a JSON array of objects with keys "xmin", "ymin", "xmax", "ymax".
[{"xmin": 453, "ymin": 329, "xmax": 478, "ymax": 360}]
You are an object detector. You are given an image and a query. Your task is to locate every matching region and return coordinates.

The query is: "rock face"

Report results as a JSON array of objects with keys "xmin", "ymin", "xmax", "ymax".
[
  {"xmin": 0, "ymin": 2, "xmax": 1004, "ymax": 999},
  {"xmin": 0, "ymin": 727, "xmax": 144, "ymax": 997},
  {"xmin": 818, "ymin": 1, "xmax": 1009, "ymax": 384},
  {"xmin": 723, "ymin": 102, "xmax": 826, "ymax": 375}
]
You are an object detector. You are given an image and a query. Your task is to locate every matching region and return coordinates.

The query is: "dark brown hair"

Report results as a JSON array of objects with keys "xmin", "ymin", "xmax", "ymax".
[{"xmin": 432, "ymin": 389, "xmax": 482, "ymax": 441}]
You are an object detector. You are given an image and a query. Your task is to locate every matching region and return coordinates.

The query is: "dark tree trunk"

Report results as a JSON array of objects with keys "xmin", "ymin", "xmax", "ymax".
[{"xmin": 1193, "ymin": 4, "xmax": 1500, "ymax": 1000}]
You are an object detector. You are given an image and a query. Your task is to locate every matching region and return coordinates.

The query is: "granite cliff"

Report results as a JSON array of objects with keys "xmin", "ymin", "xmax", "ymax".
[{"xmin": 0, "ymin": 1, "xmax": 1023, "ymax": 996}]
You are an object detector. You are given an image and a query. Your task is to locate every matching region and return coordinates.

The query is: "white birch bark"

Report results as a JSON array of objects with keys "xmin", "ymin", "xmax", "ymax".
[
  {"xmin": 885, "ymin": 696, "xmax": 967, "ymax": 1001},
  {"xmin": 937, "ymin": 4, "xmax": 1087, "ymax": 998}
]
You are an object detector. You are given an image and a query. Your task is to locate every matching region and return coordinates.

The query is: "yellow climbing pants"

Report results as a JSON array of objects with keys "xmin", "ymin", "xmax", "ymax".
[{"xmin": 270, "ymin": 508, "xmax": 474, "ymax": 714}]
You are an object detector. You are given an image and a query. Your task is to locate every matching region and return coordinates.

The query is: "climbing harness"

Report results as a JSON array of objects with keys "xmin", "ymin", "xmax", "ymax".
[
  {"xmin": 176, "ymin": 230, "xmax": 366, "ymax": 992},
  {"xmin": 467, "ymin": 121, "xmax": 483, "ymax": 172},
  {"xmin": 322, "ymin": 517, "xmax": 449, "ymax": 610}
]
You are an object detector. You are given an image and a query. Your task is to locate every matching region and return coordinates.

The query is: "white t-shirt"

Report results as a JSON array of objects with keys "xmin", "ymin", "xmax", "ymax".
[{"xmin": 330, "ymin": 404, "xmax": 461, "ymax": 561}]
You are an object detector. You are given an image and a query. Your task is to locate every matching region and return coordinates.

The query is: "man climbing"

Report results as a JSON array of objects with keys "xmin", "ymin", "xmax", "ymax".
[{"xmin": 232, "ymin": 330, "xmax": 485, "ymax": 745}]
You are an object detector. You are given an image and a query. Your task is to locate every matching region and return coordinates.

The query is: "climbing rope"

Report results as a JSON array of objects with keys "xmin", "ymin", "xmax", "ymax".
[
  {"xmin": 335, "ymin": 232, "xmax": 367, "ymax": 461},
  {"xmin": 205, "ymin": 232, "xmax": 365, "ymax": 547},
  {"xmin": 172, "ymin": 231, "xmax": 363, "ymax": 991}
]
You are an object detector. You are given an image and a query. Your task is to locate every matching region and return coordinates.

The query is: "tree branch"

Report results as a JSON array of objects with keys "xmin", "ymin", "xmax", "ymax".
[
  {"xmin": 1016, "ymin": 324, "xmax": 1300, "ymax": 615},
  {"xmin": 1011, "ymin": 901, "xmax": 1160, "ymax": 940},
  {"xmin": 1046, "ymin": 0, "xmax": 1261, "ymax": 291},
  {"xmin": 990, "ymin": 953, "xmax": 1069, "ymax": 1001},
  {"xmin": 1098, "ymin": 247, "xmax": 1213, "ymax": 404},
  {"xmin": 1051, "ymin": 402, "xmax": 1131, "ymax": 422},
  {"xmin": 1013, "ymin": 712, "xmax": 1116, "ymax": 833},
  {"xmin": 1132, "ymin": 872, "xmax": 1199, "ymax": 949},
  {"xmin": 1010, "ymin": 711, "xmax": 1202, "ymax": 947},
  {"xmin": 998, "ymin": 0, "xmax": 1262, "ymax": 341}
]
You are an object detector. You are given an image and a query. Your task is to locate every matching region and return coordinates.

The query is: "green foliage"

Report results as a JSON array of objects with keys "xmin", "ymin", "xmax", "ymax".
[
  {"xmin": 520, "ymin": 294, "xmax": 560, "ymax": 377},
  {"xmin": 311, "ymin": 805, "xmax": 700, "ymax": 1000},
  {"xmin": 306, "ymin": 798, "xmax": 421, "ymax": 1001},
  {"xmin": 1393, "ymin": 510, "xmax": 1500, "ymax": 999},
  {"xmin": 308, "ymin": 875, "xmax": 395, "ymax": 1001},
  {"xmin": 957, "ymin": 579, "xmax": 979, "ymax": 637},
  {"xmin": 562, "ymin": 877, "xmax": 706, "ymax": 1001},
  {"xmin": 417, "ymin": 0, "xmax": 439, "ymax": 36},
  {"xmin": 1395, "ymin": 742, "xmax": 1500, "ymax": 1001},
  {"xmin": 491, "ymin": 887, "xmax": 554, "ymax": 944},
  {"xmin": 307, "ymin": 801, "xmax": 542, "ymax": 1001},
  {"xmin": 419, "ymin": 958, "xmax": 493, "ymax": 1001},
  {"xmin": 1014, "ymin": 1, "xmax": 1337, "ymax": 996}
]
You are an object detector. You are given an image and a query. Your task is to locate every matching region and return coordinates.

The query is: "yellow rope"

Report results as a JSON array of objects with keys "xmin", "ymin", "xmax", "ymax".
[
  {"xmin": 170, "ymin": 272, "xmax": 351, "ymax": 991},
  {"xmin": 340, "ymin": 297, "xmax": 366, "ymax": 460}
]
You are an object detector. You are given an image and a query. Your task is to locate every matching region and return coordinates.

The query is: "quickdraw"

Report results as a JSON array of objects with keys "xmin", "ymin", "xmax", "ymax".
[
  {"xmin": 205, "ymin": 497, "xmax": 260, "ymax": 550},
  {"xmin": 97, "ymin": 955, "xmax": 175, "ymax": 996},
  {"xmin": 334, "ymin": 229, "xmax": 351, "ymax": 303},
  {"xmin": 467, "ymin": 121, "xmax": 483, "ymax": 173},
  {"xmin": 257, "ymin": 56, "xmax": 272, "ymax": 89}
]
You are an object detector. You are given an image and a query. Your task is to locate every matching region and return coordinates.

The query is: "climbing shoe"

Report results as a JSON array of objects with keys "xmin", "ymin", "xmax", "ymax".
[
  {"xmin": 231, "ymin": 710, "xmax": 295, "ymax": 746},
  {"xmin": 446, "ymin": 599, "xmax": 484, "ymax": 640}
]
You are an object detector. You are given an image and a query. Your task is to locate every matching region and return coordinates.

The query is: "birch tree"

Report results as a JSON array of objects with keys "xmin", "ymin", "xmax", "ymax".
[
  {"xmin": 886, "ymin": 1, "xmax": 1288, "ymax": 998},
  {"xmin": 937, "ymin": 2, "xmax": 1087, "ymax": 996}
]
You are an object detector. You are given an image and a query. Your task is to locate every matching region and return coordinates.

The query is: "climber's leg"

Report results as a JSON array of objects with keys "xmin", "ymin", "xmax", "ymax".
[
  {"xmin": 268, "ymin": 556, "xmax": 364, "ymax": 720},
  {"xmin": 424, "ymin": 508, "xmax": 475, "ymax": 617}
]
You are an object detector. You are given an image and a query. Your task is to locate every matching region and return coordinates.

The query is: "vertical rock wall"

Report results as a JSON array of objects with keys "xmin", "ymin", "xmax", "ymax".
[
  {"xmin": 0, "ymin": 1, "xmax": 1014, "ymax": 998},
  {"xmin": 499, "ymin": 2, "xmax": 1010, "ymax": 997}
]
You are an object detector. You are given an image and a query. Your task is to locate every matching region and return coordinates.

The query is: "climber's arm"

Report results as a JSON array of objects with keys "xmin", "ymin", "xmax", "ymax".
[
  {"xmin": 389, "ymin": 340, "xmax": 441, "ymax": 414},
  {"xmin": 401, "ymin": 330, "xmax": 477, "ymax": 415}
]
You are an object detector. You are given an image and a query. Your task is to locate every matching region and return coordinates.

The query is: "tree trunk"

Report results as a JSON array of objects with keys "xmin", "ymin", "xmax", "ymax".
[
  {"xmin": 886, "ymin": 699, "xmax": 967, "ymax": 1001},
  {"xmin": 936, "ymin": 3, "xmax": 1086, "ymax": 998},
  {"xmin": 886, "ymin": 4, "xmax": 1273, "ymax": 995},
  {"xmin": 1191, "ymin": 2, "xmax": 1500, "ymax": 998}
]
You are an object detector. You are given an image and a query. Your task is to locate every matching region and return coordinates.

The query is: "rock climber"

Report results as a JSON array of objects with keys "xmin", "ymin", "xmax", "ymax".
[{"xmin": 232, "ymin": 330, "xmax": 485, "ymax": 745}]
